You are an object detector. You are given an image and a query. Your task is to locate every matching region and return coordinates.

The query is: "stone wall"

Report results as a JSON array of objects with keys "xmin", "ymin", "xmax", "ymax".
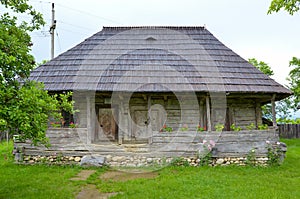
[{"xmin": 16, "ymin": 154, "xmax": 271, "ymax": 167}]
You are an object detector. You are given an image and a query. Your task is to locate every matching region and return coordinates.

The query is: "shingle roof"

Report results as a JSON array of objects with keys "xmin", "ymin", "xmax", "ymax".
[{"xmin": 31, "ymin": 26, "xmax": 292, "ymax": 99}]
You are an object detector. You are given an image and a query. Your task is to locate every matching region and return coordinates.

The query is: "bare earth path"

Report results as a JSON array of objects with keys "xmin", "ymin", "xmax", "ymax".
[{"xmin": 72, "ymin": 169, "xmax": 158, "ymax": 199}]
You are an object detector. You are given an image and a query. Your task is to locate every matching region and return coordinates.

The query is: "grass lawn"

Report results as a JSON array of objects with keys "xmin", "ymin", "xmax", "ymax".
[{"xmin": 0, "ymin": 139, "xmax": 299, "ymax": 199}]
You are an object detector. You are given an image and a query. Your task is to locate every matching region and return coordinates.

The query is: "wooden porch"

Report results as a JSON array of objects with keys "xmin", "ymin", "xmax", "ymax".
[{"xmin": 15, "ymin": 128, "xmax": 281, "ymax": 158}]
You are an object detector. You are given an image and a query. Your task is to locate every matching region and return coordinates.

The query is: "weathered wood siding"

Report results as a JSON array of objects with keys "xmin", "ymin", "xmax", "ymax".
[
  {"xmin": 226, "ymin": 98, "xmax": 261, "ymax": 130},
  {"xmin": 71, "ymin": 91, "xmax": 264, "ymax": 143},
  {"xmin": 15, "ymin": 128, "xmax": 280, "ymax": 158},
  {"xmin": 151, "ymin": 129, "xmax": 279, "ymax": 157},
  {"xmin": 279, "ymin": 124, "xmax": 300, "ymax": 138}
]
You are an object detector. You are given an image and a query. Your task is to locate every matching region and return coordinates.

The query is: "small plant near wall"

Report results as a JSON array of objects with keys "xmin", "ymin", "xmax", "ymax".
[
  {"xmin": 258, "ymin": 124, "xmax": 269, "ymax": 130},
  {"xmin": 245, "ymin": 148, "xmax": 257, "ymax": 166},
  {"xmin": 170, "ymin": 157, "xmax": 190, "ymax": 167},
  {"xmin": 160, "ymin": 124, "xmax": 173, "ymax": 132},
  {"xmin": 230, "ymin": 123, "xmax": 242, "ymax": 131},
  {"xmin": 50, "ymin": 122, "xmax": 61, "ymax": 128},
  {"xmin": 214, "ymin": 124, "xmax": 224, "ymax": 132},
  {"xmin": 69, "ymin": 122, "xmax": 78, "ymax": 128},
  {"xmin": 198, "ymin": 139, "xmax": 216, "ymax": 166},
  {"xmin": 246, "ymin": 123, "xmax": 256, "ymax": 130},
  {"xmin": 265, "ymin": 140, "xmax": 282, "ymax": 166},
  {"xmin": 180, "ymin": 124, "xmax": 189, "ymax": 131},
  {"xmin": 196, "ymin": 125, "xmax": 207, "ymax": 132}
]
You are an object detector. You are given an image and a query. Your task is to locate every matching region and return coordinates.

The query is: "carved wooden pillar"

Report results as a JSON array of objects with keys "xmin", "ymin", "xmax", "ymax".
[
  {"xmin": 255, "ymin": 101, "xmax": 262, "ymax": 128},
  {"xmin": 86, "ymin": 96, "xmax": 92, "ymax": 144},
  {"xmin": 147, "ymin": 95, "xmax": 152, "ymax": 144},
  {"xmin": 206, "ymin": 95, "xmax": 212, "ymax": 131},
  {"xmin": 271, "ymin": 94, "xmax": 277, "ymax": 127}
]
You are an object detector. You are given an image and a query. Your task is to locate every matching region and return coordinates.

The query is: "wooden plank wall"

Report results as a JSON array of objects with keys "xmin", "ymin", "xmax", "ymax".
[
  {"xmin": 71, "ymin": 92, "xmax": 263, "ymax": 143},
  {"xmin": 278, "ymin": 124, "xmax": 300, "ymax": 138},
  {"xmin": 15, "ymin": 128, "xmax": 280, "ymax": 158},
  {"xmin": 151, "ymin": 129, "xmax": 279, "ymax": 157},
  {"xmin": 227, "ymin": 98, "xmax": 258, "ymax": 129}
]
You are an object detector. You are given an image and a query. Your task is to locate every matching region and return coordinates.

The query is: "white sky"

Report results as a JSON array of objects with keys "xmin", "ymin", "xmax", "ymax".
[{"xmin": 27, "ymin": 0, "xmax": 300, "ymax": 88}]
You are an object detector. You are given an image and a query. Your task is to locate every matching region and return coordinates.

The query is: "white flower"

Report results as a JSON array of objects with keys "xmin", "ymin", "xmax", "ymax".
[
  {"xmin": 203, "ymin": 140, "xmax": 207, "ymax": 144},
  {"xmin": 251, "ymin": 149, "xmax": 255, "ymax": 153},
  {"xmin": 276, "ymin": 142, "xmax": 281, "ymax": 145},
  {"xmin": 266, "ymin": 140, "xmax": 270, "ymax": 144},
  {"xmin": 207, "ymin": 146, "xmax": 212, "ymax": 151}
]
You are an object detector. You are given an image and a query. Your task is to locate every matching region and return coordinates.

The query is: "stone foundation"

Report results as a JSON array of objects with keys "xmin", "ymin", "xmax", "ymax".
[{"xmin": 17, "ymin": 154, "xmax": 270, "ymax": 167}]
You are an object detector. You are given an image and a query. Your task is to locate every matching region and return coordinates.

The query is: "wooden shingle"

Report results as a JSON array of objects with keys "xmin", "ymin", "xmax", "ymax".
[{"xmin": 30, "ymin": 26, "xmax": 292, "ymax": 99}]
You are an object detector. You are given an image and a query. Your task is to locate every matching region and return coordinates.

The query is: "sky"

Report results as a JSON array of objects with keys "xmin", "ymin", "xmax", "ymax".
[{"xmin": 15, "ymin": 0, "xmax": 300, "ymax": 116}]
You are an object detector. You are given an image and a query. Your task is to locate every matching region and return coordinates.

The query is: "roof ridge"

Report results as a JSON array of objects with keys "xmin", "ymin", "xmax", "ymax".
[{"xmin": 102, "ymin": 26, "xmax": 206, "ymax": 30}]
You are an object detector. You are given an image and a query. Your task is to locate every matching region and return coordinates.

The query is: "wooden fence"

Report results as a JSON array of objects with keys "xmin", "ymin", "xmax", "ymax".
[
  {"xmin": 0, "ymin": 132, "xmax": 11, "ymax": 142},
  {"xmin": 278, "ymin": 124, "xmax": 300, "ymax": 139}
]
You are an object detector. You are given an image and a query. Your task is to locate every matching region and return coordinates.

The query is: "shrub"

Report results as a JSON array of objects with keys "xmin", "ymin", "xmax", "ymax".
[
  {"xmin": 230, "ymin": 124, "xmax": 242, "ymax": 131},
  {"xmin": 215, "ymin": 124, "xmax": 224, "ymax": 132}
]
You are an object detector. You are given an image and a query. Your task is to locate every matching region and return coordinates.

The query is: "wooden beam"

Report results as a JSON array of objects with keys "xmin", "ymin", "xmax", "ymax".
[
  {"xmin": 147, "ymin": 95, "xmax": 152, "ymax": 144},
  {"xmin": 255, "ymin": 101, "xmax": 262, "ymax": 128},
  {"xmin": 271, "ymin": 94, "xmax": 277, "ymax": 127},
  {"xmin": 206, "ymin": 95, "xmax": 212, "ymax": 131},
  {"xmin": 86, "ymin": 96, "xmax": 91, "ymax": 144}
]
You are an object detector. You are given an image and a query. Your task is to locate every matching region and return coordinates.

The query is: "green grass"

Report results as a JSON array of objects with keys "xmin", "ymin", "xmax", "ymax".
[
  {"xmin": 0, "ymin": 139, "xmax": 299, "ymax": 199},
  {"xmin": 0, "ymin": 141, "xmax": 82, "ymax": 199}
]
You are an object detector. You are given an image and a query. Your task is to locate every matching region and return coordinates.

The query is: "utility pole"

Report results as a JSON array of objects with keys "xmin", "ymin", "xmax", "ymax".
[{"xmin": 49, "ymin": 3, "xmax": 56, "ymax": 59}]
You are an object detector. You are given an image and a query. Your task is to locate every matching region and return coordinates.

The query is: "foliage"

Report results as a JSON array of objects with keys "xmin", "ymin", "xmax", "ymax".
[
  {"xmin": 248, "ymin": 58, "xmax": 274, "ymax": 76},
  {"xmin": 246, "ymin": 123, "xmax": 255, "ymax": 130},
  {"xmin": 179, "ymin": 124, "xmax": 188, "ymax": 131},
  {"xmin": 230, "ymin": 123, "xmax": 242, "ymax": 131},
  {"xmin": 245, "ymin": 148, "xmax": 257, "ymax": 166},
  {"xmin": 0, "ymin": 1, "xmax": 76, "ymax": 146},
  {"xmin": 249, "ymin": 58, "xmax": 295, "ymax": 120},
  {"xmin": 50, "ymin": 122, "xmax": 61, "ymax": 128},
  {"xmin": 287, "ymin": 57, "xmax": 300, "ymax": 109},
  {"xmin": 196, "ymin": 124, "xmax": 206, "ymax": 132},
  {"xmin": 262, "ymin": 98, "xmax": 295, "ymax": 121},
  {"xmin": 1, "ymin": 82, "xmax": 58, "ymax": 145},
  {"xmin": 266, "ymin": 141, "xmax": 283, "ymax": 166},
  {"xmin": 198, "ymin": 139, "xmax": 215, "ymax": 166},
  {"xmin": 160, "ymin": 124, "xmax": 173, "ymax": 132},
  {"xmin": 214, "ymin": 123, "xmax": 224, "ymax": 131},
  {"xmin": 69, "ymin": 122, "xmax": 78, "ymax": 128},
  {"xmin": 268, "ymin": 0, "xmax": 300, "ymax": 15},
  {"xmin": 277, "ymin": 117, "xmax": 300, "ymax": 124},
  {"xmin": 258, "ymin": 124, "xmax": 269, "ymax": 130},
  {"xmin": 170, "ymin": 157, "xmax": 190, "ymax": 167}
]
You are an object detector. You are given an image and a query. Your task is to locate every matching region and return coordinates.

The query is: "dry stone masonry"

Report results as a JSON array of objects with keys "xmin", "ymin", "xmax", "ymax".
[{"xmin": 17, "ymin": 154, "xmax": 272, "ymax": 167}]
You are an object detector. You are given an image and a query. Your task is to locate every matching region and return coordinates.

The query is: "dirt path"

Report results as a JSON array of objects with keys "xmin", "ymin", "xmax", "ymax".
[
  {"xmin": 73, "ymin": 169, "xmax": 158, "ymax": 199},
  {"xmin": 100, "ymin": 170, "xmax": 158, "ymax": 182},
  {"xmin": 76, "ymin": 184, "xmax": 118, "ymax": 199},
  {"xmin": 70, "ymin": 170, "xmax": 96, "ymax": 181}
]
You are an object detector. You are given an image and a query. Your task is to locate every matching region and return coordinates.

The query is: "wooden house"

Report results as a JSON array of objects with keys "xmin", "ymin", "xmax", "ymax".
[{"xmin": 19, "ymin": 26, "xmax": 291, "ymax": 164}]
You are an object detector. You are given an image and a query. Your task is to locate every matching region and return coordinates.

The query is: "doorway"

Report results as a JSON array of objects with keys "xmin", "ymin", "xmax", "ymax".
[{"xmin": 97, "ymin": 106, "xmax": 118, "ymax": 141}]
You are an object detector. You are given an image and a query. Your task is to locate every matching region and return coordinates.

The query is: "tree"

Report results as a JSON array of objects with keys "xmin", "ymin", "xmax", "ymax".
[
  {"xmin": 287, "ymin": 57, "xmax": 300, "ymax": 107},
  {"xmin": 249, "ymin": 58, "xmax": 293, "ymax": 120},
  {"xmin": 268, "ymin": 0, "xmax": 300, "ymax": 15},
  {"xmin": 0, "ymin": 0, "xmax": 75, "ymax": 145},
  {"xmin": 248, "ymin": 58, "xmax": 274, "ymax": 76}
]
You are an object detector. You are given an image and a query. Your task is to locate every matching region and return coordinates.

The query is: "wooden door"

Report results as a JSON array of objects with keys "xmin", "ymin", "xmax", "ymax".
[
  {"xmin": 98, "ymin": 108, "xmax": 117, "ymax": 140},
  {"xmin": 132, "ymin": 109, "xmax": 162, "ymax": 140},
  {"xmin": 133, "ymin": 110, "xmax": 148, "ymax": 139}
]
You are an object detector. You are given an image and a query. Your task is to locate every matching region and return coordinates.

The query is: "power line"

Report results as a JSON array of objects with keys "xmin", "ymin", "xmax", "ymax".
[
  {"xmin": 55, "ymin": 3, "xmax": 122, "ymax": 25},
  {"xmin": 59, "ymin": 27, "xmax": 91, "ymax": 36},
  {"xmin": 57, "ymin": 20, "xmax": 95, "ymax": 32},
  {"xmin": 30, "ymin": 0, "xmax": 122, "ymax": 24},
  {"xmin": 56, "ymin": 30, "xmax": 62, "ymax": 52}
]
